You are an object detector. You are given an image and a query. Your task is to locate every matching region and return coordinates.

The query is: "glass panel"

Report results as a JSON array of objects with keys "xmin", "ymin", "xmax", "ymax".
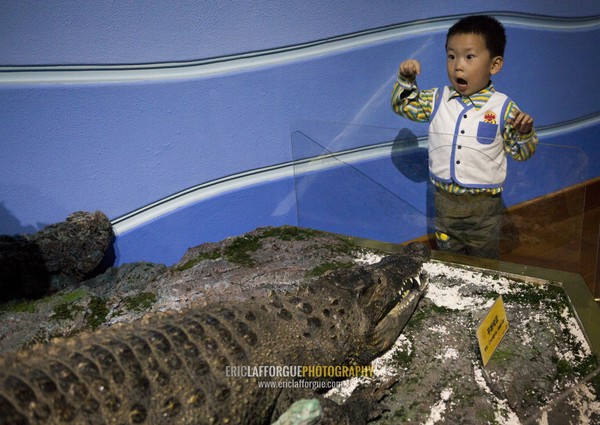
[
  {"xmin": 501, "ymin": 143, "xmax": 588, "ymax": 274},
  {"xmin": 291, "ymin": 121, "xmax": 431, "ymax": 244},
  {"xmin": 291, "ymin": 120, "xmax": 588, "ymax": 274}
]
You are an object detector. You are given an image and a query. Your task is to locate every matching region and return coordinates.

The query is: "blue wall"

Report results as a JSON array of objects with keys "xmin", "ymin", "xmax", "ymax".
[{"xmin": 1, "ymin": 1, "xmax": 599, "ymax": 265}]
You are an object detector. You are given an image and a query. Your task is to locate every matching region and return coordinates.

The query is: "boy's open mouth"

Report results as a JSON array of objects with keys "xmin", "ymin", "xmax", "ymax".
[{"xmin": 456, "ymin": 78, "xmax": 468, "ymax": 88}]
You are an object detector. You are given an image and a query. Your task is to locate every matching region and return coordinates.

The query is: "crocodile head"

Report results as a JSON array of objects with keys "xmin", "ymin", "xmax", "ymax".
[{"xmin": 324, "ymin": 242, "xmax": 430, "ymax": 358}]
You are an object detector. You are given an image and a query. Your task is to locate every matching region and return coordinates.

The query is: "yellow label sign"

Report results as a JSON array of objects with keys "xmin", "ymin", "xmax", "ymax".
[{"xmin": 476, "ymin": 296, "xmax": 509, "ymax": 366}]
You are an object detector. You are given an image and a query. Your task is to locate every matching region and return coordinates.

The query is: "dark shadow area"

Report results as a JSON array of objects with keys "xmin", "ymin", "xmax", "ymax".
[
  {"xmin": 0, "ymin": 211, "xmax": 115, "ymax": 302},
  {"xmin": 87, "ymin": 238, "xmax": 117, "ymax": 279},
  {"xmin": 390, "ymin": 129, "xmax": 436, "ymax": 237},
  {"xmin": 0, "ymin": 235, "xmax": 51, "ymax": 301},
  {"xmin": 390, "ymin": 129, "xmax": 429, "ymax": 183}
]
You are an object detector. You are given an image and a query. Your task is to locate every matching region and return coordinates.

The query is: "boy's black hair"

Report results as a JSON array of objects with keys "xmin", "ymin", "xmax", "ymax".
[{"xmin": 446, "ymin": 15, "xmax": 506, "ymax": 58}]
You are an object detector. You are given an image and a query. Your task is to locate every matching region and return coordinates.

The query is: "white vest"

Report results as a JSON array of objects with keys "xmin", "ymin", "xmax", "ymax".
[{"xmin": 428, "ymin": 86, "xmax": 511, "ymax": 189}]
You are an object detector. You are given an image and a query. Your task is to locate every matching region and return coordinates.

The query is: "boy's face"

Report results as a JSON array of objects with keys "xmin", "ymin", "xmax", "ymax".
[{"xmin": 446, "ymin": 33, "xmax": 503, "ymax": 96}]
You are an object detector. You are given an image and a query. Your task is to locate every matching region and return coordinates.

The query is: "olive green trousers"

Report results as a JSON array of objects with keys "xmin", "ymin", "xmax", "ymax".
[{"xmin": 434, "ymin": 188, "xmax": 503, "ymax": 259}]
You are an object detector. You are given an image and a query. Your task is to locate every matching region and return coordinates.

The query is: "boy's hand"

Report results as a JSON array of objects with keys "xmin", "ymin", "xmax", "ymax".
[
  {"xmin": 399, "ymin": 59, "xmax": 421, "ymax": 80},
  {"xmin": 507, "ymin": 110, "xmax": 534, "ymax": 134}
]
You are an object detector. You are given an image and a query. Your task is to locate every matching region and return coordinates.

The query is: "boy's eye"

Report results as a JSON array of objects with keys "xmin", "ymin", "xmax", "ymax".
[
  {"xmin": 466, "ymin": 54, "xmax": 475, "ymax": 60},
  {"xmin": 447, "ymin": 54, "xmax": 455, "ymax": 60}
]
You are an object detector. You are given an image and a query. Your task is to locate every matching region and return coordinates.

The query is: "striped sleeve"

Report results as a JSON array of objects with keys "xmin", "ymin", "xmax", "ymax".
[
  {"xmin": 502, "ymin": 101, "xmax": 538, "ymax": 161},
  {"xmin": 391, "ymin": 75, "xmax": 435, "ymax": 123}
]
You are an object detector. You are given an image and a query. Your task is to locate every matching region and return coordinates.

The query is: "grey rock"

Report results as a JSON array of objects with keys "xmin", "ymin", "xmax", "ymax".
[{"xmin": 0, "ymin": 211, "xmax": 114, "ymax": 301}]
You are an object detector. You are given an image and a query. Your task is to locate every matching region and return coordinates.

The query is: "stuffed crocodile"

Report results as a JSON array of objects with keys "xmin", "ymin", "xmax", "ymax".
[{"xmin": 0, "ymin": 242, "xmax": 429, "ymax": 424}]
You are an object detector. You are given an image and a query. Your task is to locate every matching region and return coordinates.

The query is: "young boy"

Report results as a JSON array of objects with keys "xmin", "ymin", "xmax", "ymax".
[{"xmin": 391, "ymin": 15, "xmax": 538, "ymax": 259}]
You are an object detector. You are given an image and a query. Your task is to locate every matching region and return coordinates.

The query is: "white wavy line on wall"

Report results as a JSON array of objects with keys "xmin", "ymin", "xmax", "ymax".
[
  {"xmin": 1, "ymin": 13, "xmax": 599, "ymax": 84},
  {"xmin": 110, "ymin": 114, "xmax": 600, "ymax": 236}
]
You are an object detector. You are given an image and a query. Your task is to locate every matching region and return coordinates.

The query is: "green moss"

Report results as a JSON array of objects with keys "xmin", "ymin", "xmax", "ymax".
[
  {"xmin": 502, "ymin": 282, "xmax": 565, "ymax": 307},
  {"xmin": 85, "ymin": 296, "xmax": 109, "ymax": 330},
  {"xmin": 408, "ymin": 302, "xmax": 454, "ymax": 330},
  {"xmin": 452, "ymin": 388, "xmax": 478, "ymax": 407},
  {"xmin": 549, "ymin": 351, "xmax": 592, "ymax": 385},
  {"xmin": 305, "ymin": 261, "xmax": 354, "ymax": 278},
  {"xmin": 429, "ymin": 303, "xmax": 454, "ymax": 315},
  {"xmin": 124, "ymin": 292, "xmax": 157, "ymax": 312},
  {"xmin": 2, "ymin": 287, "xmax": 92, "ymax": 316},
  {"xmin": 0, "ymin": 299, "xmax": 37, "ymax": 314},
  {"xmin": 391, "ymin": 406, "xmax": 407, "ymax": 421},
  {"xmin": 51, "ymin": 302, "xmax": 84, "ymax": 321},
  {"xmin": 175, "ymin": 250, "xmax": 221, "ymax": 271},
  {"xmin": 492, "ymin": 347, "xmax": 517, "ymax": 363},
  {"xmin": 475, "ymin": 408, "xmax": 496, "ymax": 423},
  {"xmin": 329, "ymin": 237, "xmax": 363, "ymax": 256},
  {"xmin": 176, "ymin": 227, "xmax": 355, "ymax": 269},
  {"xmin": 223, "ymin": 235, "xmax": 262, "ymax": 267},
  {"xmin": 259, "ymin": 226, "xmax": 319, "ymax": 241},
  {"xmin": 554, "ymin": 357, "xmax": 573, "ymax": 379},
  {"xmin": 573, "ymin": 354, "xmax": 598, "ymax": 377},
  {"xmin": 391, "ymin": 345, "xmax": 414, "ymax": 369},
  {"xmin": 522, "ymin": 387, "xmax": 547, "ymax": 406},
  {"xmin": 176, "ymin": 227, "xmax": 322, "ymax": 270},
  {"xmin": 59, "ymin": 288, "xmax": 89, "ymax": 303}
]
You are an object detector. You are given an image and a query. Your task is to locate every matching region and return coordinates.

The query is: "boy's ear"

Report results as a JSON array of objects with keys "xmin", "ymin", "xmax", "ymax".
[{"xmin": 490, "ymin": 56, "xmax": 503, "ymax": 75}]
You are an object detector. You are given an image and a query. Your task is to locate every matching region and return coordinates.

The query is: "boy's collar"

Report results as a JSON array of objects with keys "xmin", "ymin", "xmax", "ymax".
[{"xmin": 448, "ymin": 81, "xmax": 495, "ymax": 100}]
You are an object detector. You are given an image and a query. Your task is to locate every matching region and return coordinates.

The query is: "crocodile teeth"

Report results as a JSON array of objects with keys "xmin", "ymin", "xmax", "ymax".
[
  {"xmin": 410, "ymin": 275, "xmax": 421, "ymax": 287},
  {"xmin": 399, "ymin": 275, "xmax": 420, "ymax": 296}
]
